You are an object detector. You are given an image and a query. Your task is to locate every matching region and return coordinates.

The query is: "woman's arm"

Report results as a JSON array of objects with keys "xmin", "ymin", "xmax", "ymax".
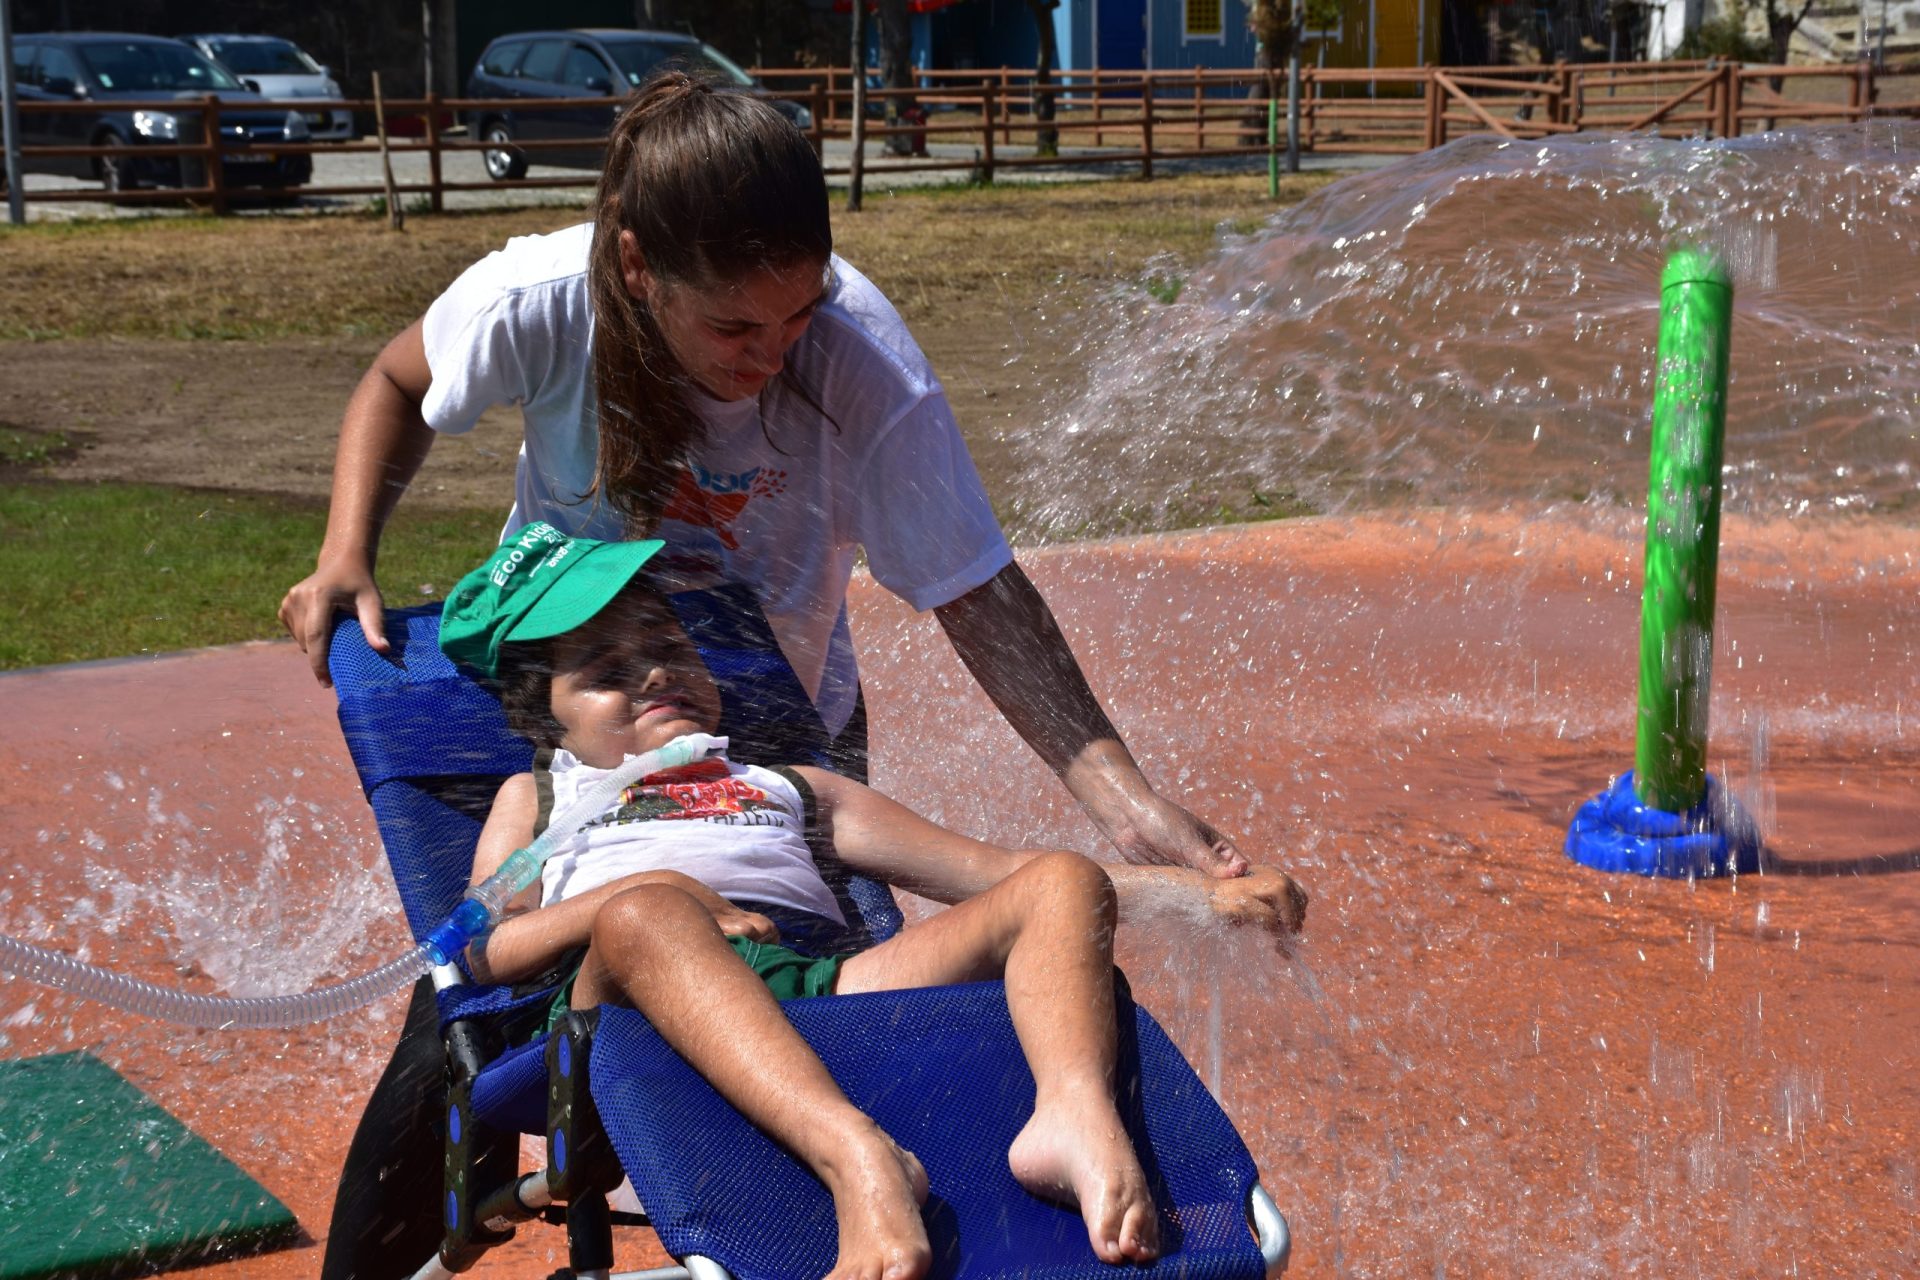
[
  {"xmin": 799, "ymin": 768, "xmax": 1305, "ymax": 939},
  {"xmin": 277, "ymin": 319, "xmax": 438, "ymax": 686},
  {"xmin": 933, "ymin": 560, "xmax": 1251, "ymax": 880},
  {"xmin": 464, "ymin": 775, "xmax": 781, "ymax": 984}
]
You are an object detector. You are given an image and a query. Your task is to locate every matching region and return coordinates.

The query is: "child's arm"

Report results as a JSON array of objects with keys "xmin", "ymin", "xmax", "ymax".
[
  {"xmin": 464, "ymin": 774, "xmax": 781, "ymax": 984},
  {"xmin": 796, "ymin": 768, "xmax": 1306, "ymax": 939}
]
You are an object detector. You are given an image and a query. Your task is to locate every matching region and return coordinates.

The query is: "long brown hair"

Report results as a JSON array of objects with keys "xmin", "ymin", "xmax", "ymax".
[{"xmin": 587, "ymin": 72, "xmax": 832, "ymax": 532}]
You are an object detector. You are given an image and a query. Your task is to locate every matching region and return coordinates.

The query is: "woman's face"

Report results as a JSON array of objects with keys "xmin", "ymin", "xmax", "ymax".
[{"xmin": 620, "ymin": 232, "xmax": 829, "ymax": 402}]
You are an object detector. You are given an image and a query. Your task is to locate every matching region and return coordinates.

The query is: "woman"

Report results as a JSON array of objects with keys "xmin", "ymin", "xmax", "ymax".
[{"xmin": 283, "ymin": 74, "xmax": 1270, "ymax": 1279}]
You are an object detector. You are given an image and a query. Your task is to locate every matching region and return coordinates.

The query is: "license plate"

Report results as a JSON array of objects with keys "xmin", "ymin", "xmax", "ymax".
[
  {"xmin": 229, "ymin": 152, "xmax": 275, "ymax": 164},
  {"xmin": 304, "ymin": 112, "xmax": 327, "ymax": 126}
]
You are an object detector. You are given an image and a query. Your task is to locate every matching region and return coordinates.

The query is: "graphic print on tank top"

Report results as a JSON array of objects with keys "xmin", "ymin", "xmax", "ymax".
[{"xmin": 588, "ymin": 759, "xmax": 794, "ymax": 831}]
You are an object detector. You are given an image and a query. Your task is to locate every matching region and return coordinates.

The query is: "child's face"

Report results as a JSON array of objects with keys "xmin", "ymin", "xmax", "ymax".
[{"xmin": 548, "ymin": 596, "xmax": 724, "ymax": 767}]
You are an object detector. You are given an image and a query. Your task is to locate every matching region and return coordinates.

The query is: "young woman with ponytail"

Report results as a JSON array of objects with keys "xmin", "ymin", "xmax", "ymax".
[{"xmin": 285, "ymin": 72, "xmax": 1291, "ymax": 1280}]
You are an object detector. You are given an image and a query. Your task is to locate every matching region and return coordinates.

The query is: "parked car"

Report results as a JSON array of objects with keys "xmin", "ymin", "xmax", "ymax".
[
  {"xmin": 464, "ymin": 28, "xmax": 812, "ymax": 182},
  {"xmin": 179, "ymin": 33, "xmax": 354, "ymax": 141},
  {"xmin": 8, "ymin": 33, "xmax": 314, "ymax": 192}
]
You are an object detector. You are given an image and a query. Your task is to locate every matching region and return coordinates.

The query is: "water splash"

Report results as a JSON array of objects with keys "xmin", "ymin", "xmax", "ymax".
[{"xmin": 1010, "ymin": 122, "xmax": 1920, "ymax": 539}]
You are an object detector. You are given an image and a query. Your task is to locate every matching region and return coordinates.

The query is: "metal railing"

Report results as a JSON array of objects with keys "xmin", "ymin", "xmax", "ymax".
[{"xmin": 4, "ymin": 61, "xmax": 1914, "ymax": 214}]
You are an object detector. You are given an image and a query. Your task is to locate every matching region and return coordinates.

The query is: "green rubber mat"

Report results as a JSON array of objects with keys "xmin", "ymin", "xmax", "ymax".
[{"xmin": 0, "ymin": 1051, "xmax": 299, "ymax": 1279}]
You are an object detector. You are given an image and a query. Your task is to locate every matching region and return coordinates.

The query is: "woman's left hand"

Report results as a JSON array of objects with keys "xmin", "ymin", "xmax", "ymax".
[{"xmin": 1102, "ymin": 791, "xmax": 1253, "ymax": 880}]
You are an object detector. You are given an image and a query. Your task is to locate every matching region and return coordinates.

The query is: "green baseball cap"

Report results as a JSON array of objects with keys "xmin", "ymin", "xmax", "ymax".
[{"xmin": 439, "ymin": 522, "xmax": 665, "ymax": 680}]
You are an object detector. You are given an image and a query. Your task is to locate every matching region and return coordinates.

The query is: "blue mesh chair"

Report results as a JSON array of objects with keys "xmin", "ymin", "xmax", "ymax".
[{"xmin": 329, "ymin": 605, "xmax": 1291, "ymax": 1280}]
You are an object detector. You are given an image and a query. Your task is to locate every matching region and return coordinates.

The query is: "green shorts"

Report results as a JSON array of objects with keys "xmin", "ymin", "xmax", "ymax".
[{"xmin": 543, "ymin": 936, "xmax": 848, "ymax": 1035}]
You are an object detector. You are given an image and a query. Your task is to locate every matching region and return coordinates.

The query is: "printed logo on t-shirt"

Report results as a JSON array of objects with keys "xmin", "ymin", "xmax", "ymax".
[
  {"xmin": 660, "ymin": 464, "xmax": 788, "ymax": 553},
  {"xmin": 586, "ymin": 760, "xmax": 796, "ymax": 830}
]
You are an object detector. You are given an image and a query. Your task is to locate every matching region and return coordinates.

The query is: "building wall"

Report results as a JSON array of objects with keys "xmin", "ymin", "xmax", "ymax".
[{"xmin": 1143, "ymin": 0, "xmax": 1261, "ymax": 67}]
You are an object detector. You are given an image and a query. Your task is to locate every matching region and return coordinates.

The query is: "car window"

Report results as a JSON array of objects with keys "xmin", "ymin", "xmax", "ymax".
[
  {"xmin": 36, "ymin": 46, "xmax": 82, "ymax": 90},
  {"xmin": 561, "ymin": 46, "xmax": 612, "ymax": 90},
  {"xmin": 12, "ymin": 43, "xmax": 36, "ymax": 86},
  {"xmin": 516, "ymin": 39, "xmax": 570, "ymax": 84},
  {"xmin": 480, "ymin": 41, "xmax": 527, "ymax": 78},
  {"xmin": 207, "ymin": 39, "xmax": 320, "ymax": 76},
  {"xmin": 77, "ymin": 40, "xmax": 243, "ymax": 93},
  {"xmin": 602, "ymin": 39, "xmax": 750, "ymax": 89}
]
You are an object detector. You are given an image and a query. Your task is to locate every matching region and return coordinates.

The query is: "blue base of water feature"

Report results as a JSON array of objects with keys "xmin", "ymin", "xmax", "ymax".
[{"xmin": 1565, "ymin": 770, "xmax": 1762, "ymax": 878}]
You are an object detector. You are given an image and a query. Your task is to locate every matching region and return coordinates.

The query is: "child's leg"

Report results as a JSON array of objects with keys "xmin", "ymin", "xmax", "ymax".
[
  {"xmin": 836, "ymin": 851, "xmax": 1159, "ymax": 1265},
  {"xmin": 572, "ymin": 882, "xmax": 931, "ymax": 1280}
]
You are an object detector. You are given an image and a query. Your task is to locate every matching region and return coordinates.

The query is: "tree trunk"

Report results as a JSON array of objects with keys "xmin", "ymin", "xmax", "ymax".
[
  {"xmin": 1025, "ymin": 0, "xmax": 1059, "ymax": 156},
  {"xmin": 1245, "ymin": 0, "xmax": 1289, "ymax": 144},
  {"xmin": 877, "ymin": 0, "xmax": 916, "ymax": 155}
]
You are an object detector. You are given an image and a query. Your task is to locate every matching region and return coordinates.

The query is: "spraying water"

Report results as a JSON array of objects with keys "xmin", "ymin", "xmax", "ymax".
[{"xmin": 1013, "ymin": 121, "xmax": 1920, "ymax": 540}]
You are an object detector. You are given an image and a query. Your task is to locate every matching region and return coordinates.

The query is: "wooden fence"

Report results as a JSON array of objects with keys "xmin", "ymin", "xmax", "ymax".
[{"xmin": 6, "ymin": 60, "xmax": 1916, "ymax": 212}]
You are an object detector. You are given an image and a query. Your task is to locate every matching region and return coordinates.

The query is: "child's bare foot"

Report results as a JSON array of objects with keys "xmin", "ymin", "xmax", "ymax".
[
  {"xmin": 821, "ymin": 1127, "xmax": 933, "ymax": 1280},
  {"xmin": 1008, "ymin": 1092, "xmax": 1160, "ymax": 1265}
]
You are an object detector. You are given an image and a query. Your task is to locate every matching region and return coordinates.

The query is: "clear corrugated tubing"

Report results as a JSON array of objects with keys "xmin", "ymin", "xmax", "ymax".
[{"xmin": 0, "ymin": 735, "xmax": 726, "ymax": 1029}]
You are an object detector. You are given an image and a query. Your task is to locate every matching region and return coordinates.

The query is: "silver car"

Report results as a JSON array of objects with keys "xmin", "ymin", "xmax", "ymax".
[{"xmin": 180, "ymin": 33, "xmax": 353, "ymax": 141}]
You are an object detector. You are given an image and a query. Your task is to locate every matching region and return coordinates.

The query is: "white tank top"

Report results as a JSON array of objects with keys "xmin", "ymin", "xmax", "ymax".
[{"xmin": 536, "ymin": 750, "xmax": 846, "ymax": 926}]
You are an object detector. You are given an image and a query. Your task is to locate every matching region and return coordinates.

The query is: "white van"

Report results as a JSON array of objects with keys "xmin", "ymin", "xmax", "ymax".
[{"xmin": 180, "ymin": 34, "xmax": 353, "ymax": 140}]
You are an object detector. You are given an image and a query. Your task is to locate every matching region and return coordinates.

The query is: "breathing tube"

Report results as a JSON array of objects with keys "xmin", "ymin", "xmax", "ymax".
[{"xmin": 0, "ymin": 734, "xmax": 726, "ymax": 1030}]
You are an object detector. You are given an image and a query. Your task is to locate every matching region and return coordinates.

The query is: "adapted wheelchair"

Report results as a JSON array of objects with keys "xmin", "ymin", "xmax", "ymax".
[{"xmin": 328, "ymin": 600, "xmax": 1292, "ymax": 1280}]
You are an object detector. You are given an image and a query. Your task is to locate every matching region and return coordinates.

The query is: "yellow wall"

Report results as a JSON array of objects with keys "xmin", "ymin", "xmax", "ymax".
[{"xmin": 1312, "ymin": 0, "xmax": 1444, "ymax": 73}]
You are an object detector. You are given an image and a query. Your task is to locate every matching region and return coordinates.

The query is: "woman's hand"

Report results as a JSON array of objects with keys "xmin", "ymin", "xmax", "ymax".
[
  {"xmin": 283, "ymin": 319, "xmax": 437, "ymax": 685},
  {"xmin": 1099, "ymin": 788, "xmax": 1252, "ymax": 880},
  {"xmin": 278, "ymin": 554, "xmax": 388, "ymax": 687}
]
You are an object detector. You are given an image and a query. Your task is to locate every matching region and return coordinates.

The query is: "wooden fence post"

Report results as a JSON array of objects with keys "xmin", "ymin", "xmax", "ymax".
[
  {"xmin": 424, "ymin": 91, "xmax": 443, "ymax": 213},
  {"xmin": 1424, "ymin": 67, "xmax": 1442, "ymax": 150},
  {"xmin": 809, "ymin": 83, "xmax": 827, "ymax": 159},
  {"xmin": 202, "ymin": 94, "xmax": 228, "ymax": 216},
  {"xmin": 980, "ymin": 82, "xmax": 996, "ymax": 182},
  {"xmin": 1001, "ymin": 66, "xmax": 1013, "ymax": 144},
  {"xmin": 1721, "ymin": 66, "xmax": 1740, "ymax": 138},
  {"xmin": 827, "ymin": 66, "xmax": 838, "ymax": 126},
  {"xmin": 1305, "ymin": 67, "xmax": 1318, "ymax": 147},
  {"xmin": 1140, "ymin": 78, "xmax": 1155, "ymax": 180},
  {"xmin": 1194, "ymin": 67, "xmax": 1206, "ymax": 150}
]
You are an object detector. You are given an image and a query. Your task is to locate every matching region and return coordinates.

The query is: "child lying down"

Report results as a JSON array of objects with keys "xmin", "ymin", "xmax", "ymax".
[{"xmin": 439, "ymin": 524, "xmax": 1308, "ymax": 1280}]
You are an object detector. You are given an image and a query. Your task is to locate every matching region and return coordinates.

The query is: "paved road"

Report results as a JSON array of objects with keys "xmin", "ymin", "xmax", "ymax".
[{"xmin": 8, "ymin": 131, "xmax": 1394, "ymax": 222}]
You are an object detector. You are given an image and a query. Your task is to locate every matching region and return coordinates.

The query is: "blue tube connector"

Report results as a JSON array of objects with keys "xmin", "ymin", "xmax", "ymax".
[
  {"xmin": 1565, "ymin": 771, "xmax": 1761, "ymax": 879},
  {"xmin": 426, "ymin": 898, "xmax": 495, "ymax": 967}
]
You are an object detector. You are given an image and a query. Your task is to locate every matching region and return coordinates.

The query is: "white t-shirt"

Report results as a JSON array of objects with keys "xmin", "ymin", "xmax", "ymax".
[
  {"xmin": 419, "ymin": 223, "xmax": 1011, "ymax": 734},
  {"xmin": 537, "ymin": 751, "xmax": 846, "ymax": 926}
]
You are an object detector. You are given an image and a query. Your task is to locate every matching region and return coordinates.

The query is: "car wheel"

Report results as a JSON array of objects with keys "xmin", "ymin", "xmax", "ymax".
[
  {"xmin": 481, "ymin": 119, "xmax": 527, "ymax": 182},
  {"xmin": 93, "ymin": 131, "xmax": 132, "ymax": 194}
]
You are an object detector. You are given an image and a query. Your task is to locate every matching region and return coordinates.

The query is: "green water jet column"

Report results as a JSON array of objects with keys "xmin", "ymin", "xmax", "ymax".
[{"xmin": 1634, "ymin": 248, "xmax": 1734, "ymax": 813}]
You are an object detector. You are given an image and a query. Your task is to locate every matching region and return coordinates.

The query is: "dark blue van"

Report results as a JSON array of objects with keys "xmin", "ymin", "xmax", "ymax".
[{"xmin": 464, "ymin": 29, "xmax": 810, "ymax": 182}]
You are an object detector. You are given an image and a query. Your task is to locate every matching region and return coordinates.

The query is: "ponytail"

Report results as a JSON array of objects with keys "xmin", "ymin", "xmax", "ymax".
[{"xmin": 587, "ymin": 71, "xmax": 832, "ymax": 532}]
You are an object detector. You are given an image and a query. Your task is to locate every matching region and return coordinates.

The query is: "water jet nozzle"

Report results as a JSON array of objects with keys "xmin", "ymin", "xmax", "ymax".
[{"xmin": 1566, "ymin": 248, "xmax": 1760, "ymax": 878}]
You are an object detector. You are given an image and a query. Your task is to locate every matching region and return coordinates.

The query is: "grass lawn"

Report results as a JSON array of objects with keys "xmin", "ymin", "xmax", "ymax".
[{"xmin": 0, "ymin": 481, "xmax": 498, "ymax": 669}]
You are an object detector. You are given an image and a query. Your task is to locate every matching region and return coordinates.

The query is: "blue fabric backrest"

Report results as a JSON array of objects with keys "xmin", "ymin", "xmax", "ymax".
[{"xmin": 590, "ymin": 982, "xmax": 1268, "ymax": 1280}]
